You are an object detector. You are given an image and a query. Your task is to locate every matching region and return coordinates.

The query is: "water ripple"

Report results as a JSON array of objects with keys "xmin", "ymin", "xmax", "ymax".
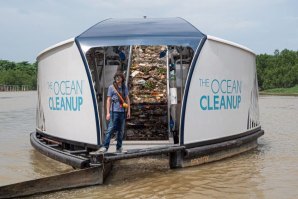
[{"xmin": 1, "ymin": 93, "xmax": 298, "ymax": 198}]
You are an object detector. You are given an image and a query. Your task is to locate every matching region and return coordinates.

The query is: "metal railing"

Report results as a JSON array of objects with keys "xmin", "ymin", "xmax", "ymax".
[{"xmin": 0, "ymin": 85, "xmax": 31, "ymax": 91}]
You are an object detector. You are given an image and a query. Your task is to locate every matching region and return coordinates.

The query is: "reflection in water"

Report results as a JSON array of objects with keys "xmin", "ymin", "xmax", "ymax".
[{"xmin": 1, "ymin": 92, "xmax": 298, "ymax": 198}]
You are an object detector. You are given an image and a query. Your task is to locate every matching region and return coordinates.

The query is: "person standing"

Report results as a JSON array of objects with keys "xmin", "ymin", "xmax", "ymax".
[{"xmin": 98, "ymin": 71, "xmax": 130, "ymax": 153}]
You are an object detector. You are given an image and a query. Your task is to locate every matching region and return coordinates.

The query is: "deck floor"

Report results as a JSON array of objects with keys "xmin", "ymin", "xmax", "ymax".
[{"xmin": 108, "ymin": 138, "xmax": 174, "ymax": 153}]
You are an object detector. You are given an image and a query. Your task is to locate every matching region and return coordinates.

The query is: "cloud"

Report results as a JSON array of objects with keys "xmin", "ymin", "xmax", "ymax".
[{"xmin": 0, "ymin": 0, "xmax": 297, "ymax": 61}]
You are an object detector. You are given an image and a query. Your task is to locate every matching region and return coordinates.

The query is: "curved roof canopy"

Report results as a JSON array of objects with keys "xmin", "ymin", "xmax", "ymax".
[{"xmin": 76, "ymin": 18, "xmax": 206, "ymax": 51}]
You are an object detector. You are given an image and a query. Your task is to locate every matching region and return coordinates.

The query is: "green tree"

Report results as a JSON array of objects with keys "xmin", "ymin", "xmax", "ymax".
[
  {"xmin": 256, "ymin": 49, "xmax": 298, "ymax": 90},
  {"xmin": 0, "ymin": 60, "xmax": 37, "ymax": 89}
]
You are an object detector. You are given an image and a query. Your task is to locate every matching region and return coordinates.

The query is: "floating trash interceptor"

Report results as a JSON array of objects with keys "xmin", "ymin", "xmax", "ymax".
[
  {"xmin": 0, "ymin": 17, "xmax": 265, "ymax": 198},
  {"xmin": 32, "ymin": 17, "xmax": 263, "ymax": 167}
]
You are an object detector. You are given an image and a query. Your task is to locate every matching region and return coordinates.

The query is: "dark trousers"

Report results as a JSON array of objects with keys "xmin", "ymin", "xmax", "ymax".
[{"xmin": 103, "ymin": 112, "xmax": 125, "ymax": 150}]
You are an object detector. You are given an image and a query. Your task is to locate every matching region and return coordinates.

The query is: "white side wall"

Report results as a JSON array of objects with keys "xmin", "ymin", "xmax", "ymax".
[
  {"xmin": 183, "ymin": 37, "xmax": 260, "ymax": 144},
  {"xmin": 37, "ymin": 41, "xmax": 98, "ymax": 145}
]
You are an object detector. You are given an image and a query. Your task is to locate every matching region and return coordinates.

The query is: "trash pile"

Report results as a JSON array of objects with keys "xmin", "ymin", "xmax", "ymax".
[{"xmin": 126, "ymin": 46, "xmax": 168, "ymax": 140}]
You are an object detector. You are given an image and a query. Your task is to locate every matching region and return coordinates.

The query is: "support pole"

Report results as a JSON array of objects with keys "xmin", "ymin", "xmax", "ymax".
[{"xmin": 169, "ymin": 150, "xmax": 183, "ymax": 169}]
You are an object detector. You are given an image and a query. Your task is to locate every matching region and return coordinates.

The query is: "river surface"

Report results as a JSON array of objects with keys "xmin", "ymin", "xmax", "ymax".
[{"xmin": 0, "ymin": 91, "xmax": 297, "ymax": 198}]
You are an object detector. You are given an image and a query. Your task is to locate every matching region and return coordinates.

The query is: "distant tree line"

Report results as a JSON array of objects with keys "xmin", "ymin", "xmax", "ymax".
[
  {"xmin": 0, "ymin": 60, "xmax": 37, "ymax": 90},
  {"xmin": 257, "ymin": 49, "xmax": 298, "ymax": 90},
  {"xmin": 0, "ymin": 49, "xmax": 297, "ymax": 91}
]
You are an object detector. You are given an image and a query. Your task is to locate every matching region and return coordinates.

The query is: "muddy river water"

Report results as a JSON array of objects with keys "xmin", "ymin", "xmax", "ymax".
[{"xmin": 0, "ymin": 91, "xmax": 297, "ymax": 198}]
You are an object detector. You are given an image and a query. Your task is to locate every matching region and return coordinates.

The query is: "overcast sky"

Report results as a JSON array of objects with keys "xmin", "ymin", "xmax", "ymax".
[{"xmin": 0, "ymin": 0, "xmax": 297, "ymax": 63}]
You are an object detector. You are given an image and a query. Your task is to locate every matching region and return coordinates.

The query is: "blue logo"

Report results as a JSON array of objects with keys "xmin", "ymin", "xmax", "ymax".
[
  {"xmin": 47, "ymin": 80, "xmax": 84, "ymax": 111},
  {"xmin": 199, "ymin": 78, "xmax": 242, "ymax": 111}
]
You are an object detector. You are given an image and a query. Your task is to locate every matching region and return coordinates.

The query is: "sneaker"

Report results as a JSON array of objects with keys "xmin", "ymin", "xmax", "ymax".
[
  {"xmin": 97, "ymin": 147, "xmax": 107, "ymax": 153},
  {"xmin": 116, "ymin": 147, "xmax": 122, "ymax": 153}
]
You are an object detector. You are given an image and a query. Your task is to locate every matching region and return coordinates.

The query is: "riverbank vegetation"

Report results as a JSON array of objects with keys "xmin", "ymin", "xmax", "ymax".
[
  {"xmin": 0, "ymin": 60, "xmax": 37, "ymax": 90},
  {"xmin": 257, "ymin": 49, "xmax": 298, "ymax": 91},
  {"xmin": 259, "ymin": 85, "xmax": 298, "ymax": 95}
]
